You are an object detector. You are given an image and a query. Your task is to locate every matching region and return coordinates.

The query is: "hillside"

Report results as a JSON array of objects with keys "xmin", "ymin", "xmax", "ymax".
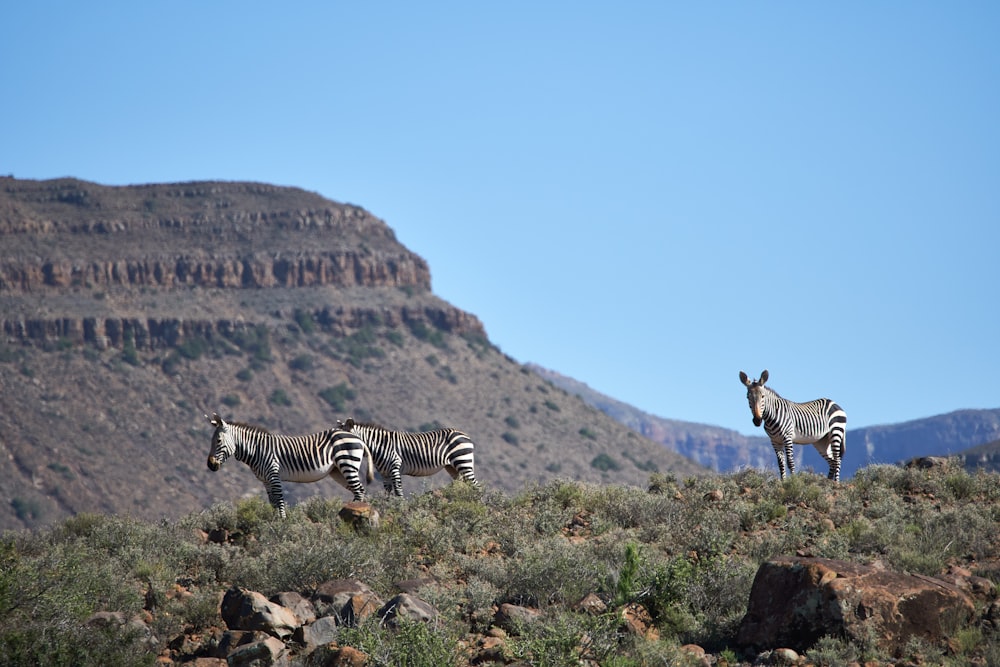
[
  {"xmin": 957, "ymin": 438, "xmax": 1000, "ymax": 473},
  {"xmin": 0, "ymin": 177, "xmax": 706, "ymax": 531},
  {"xmin": 3, "ymin": 462, "xmax": 999, "ymax": 665},
  {"xmin": 531, "ymin": 364, "xmax": 1000, "ymax": 479}
]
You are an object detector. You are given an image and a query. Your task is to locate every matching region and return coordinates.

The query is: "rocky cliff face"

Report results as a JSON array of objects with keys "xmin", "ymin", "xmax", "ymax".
[
  {"xmin": 1, "ymin": 176, "xmax": 430, "ymax": 293},
  {"xmin": 1, "ymin": 177, "xmax": 483, "ymax": 349}
]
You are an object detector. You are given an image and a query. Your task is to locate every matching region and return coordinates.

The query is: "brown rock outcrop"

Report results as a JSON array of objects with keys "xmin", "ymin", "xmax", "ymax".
[{"xmin": 736, "ymin": 556, "xmax": 976, "ymax": 657}]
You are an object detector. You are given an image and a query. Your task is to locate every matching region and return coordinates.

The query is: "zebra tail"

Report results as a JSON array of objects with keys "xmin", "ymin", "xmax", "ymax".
[{"xmin": 362, "ymin": 441, "xmax": 375, "ymax": 484}]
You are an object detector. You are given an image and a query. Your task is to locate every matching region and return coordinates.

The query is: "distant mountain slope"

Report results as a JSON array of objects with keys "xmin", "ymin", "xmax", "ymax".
[
  {"xmin": 855, "ymin": 411, "xmax": 1000, "ymax": 475},
  {"xmin": 0, "ymin": 177, "xmax": 708, "ymax": 531},
  {"xmin": 529, "ymin": 363, "xmax": 1000, "ymax": 479},
  {"xmin": 957, "ymin": 438, "xmax": 1000, "ymax": 473},
  {"xmin": 527, "ymin": 364, "xmax": 774, "ymax": 472}
]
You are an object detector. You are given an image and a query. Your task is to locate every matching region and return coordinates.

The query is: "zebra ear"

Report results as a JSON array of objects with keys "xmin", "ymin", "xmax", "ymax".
[
  {"xmin": 739, "ymin": 371, "xmax": 751, "ymax": 387},
  {"xmin": 208, "ymin": 412, "xmax": 224, "ymax": 428},
  {"xmin": 759, "ymin": 370, "xmax": 769, "ymax": 384},
  {"xmin": 343, "ymin": 417, "xmax": 355, "ymax": 430}
]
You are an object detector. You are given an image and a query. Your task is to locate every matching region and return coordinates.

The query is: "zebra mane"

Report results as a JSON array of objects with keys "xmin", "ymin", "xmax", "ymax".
[
  {"xmin": 229, "ymin": 421, "xmax": 272, "ymax": 435},
  {"xmin": 761, "ymin": 383, "xmax": 784, "ymax": 400},
  {"xmin": 340, "ymin": 419, "xmax": 447, "ymax": 434}
]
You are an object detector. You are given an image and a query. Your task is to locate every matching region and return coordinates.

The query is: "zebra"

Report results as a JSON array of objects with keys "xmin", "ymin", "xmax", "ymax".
[
  {"xmin": 205, "ymin": 413, "xmax": 374, "ymax": 518},
  {"xmin": 739, "ymin": 370, "xmax": 847, "ymax": 482},
  {"xmin": 336, "ymin": 418, "xmax": 479, "ymax": 496}
]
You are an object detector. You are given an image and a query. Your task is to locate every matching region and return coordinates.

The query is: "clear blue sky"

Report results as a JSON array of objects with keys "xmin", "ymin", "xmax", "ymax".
[{"xmin": 3, "ymin": 3, "xmax": 998, "ymax": 436}]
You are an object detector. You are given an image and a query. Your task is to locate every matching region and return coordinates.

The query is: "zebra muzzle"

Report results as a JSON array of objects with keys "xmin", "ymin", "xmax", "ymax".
[
  {"xmin": 753, "ymin": 417, "xmax": 762, "ymax": 427},
  {"xmin": 207, "ymin": 456, "xmax": 221, "ymax": 472}
]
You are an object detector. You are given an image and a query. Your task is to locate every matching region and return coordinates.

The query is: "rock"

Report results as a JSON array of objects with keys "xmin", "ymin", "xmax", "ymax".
[
  {"xmin": 220, "ymin": 587, "xmax": 301, "ymax": 639},
  {"xmin": 736, "ymin": 556, "xmax": 976, "ymax": 656},
  {"xmin": 311, "ymin": 580, "xmax": 382, "ymax": 626},
  {"xmin": 338, "ymin": 502, "xmax": 380, "ymax": 533},
  {"xmin": 378, "ymin": 593, "xmax": 438, "ymax": 627},
  {"xmin": 85, "ymin": 610, "xmax": 127, "ymax": 627},
  {"xmin": 905, "ymin": 456, "xmax": 954, "ymax": 469},
  {"xmin": 703, "ymin": 489, "xmax": 724, "ymax": 501},
  {"xmin": 226, "ymin": 635, "xmax": 288, "ymax": 667},
  {"xmin": 574, "ymin": 592, "xmax": 607, "ymax": 616},
  {"xmin": 772, "ymin": 647, "xmax": 801, "ymax": 664},
  {"xmin": 270, "ymin": 591, "xmax": 317, "ymax": 625},
  {"xmin": 493, "ymin": 603, "xmax": 541, "ymax": 635},
  {"xmin": 393, "ymin": 577, "xmax": 436, "ymax": 594},
  {"xmin": 470, "ymin": 634, "xmax": 509, "ymax": 664},
  {"xmin": 679, "ymin": 644, "xmax": 705, "ymax": 658},
  {"xmin": 620, "ymin": 602, "xmax": 659, "ymax": 640},
  {"xmin": 296, "ymin": 616, "xmax": 340, "ymax": 651},
  {"xmin": 304, "ymin": 644, "xmax": 368, "ymax": 667}
]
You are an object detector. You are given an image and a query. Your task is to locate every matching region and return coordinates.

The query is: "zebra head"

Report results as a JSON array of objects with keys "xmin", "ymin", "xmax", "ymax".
[
  {"xmin": 206, "ymin": 412, "xmax": 235, "ymax": 471},
  {"xmin": 739, "ymin": 369, "xmax": 770, "ymax": 427}
]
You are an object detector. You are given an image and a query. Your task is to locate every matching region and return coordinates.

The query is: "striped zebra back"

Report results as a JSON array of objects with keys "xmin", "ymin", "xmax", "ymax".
[{"xmin": 338, "ymin": 419, "xmax": 479, "ymax": 496}]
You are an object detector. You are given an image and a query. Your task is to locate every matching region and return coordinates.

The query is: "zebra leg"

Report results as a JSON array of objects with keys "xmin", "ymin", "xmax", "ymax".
[
  {"xmin": 337, "ymin": 464, "xmax": 367, "ymax": 502},
  {"xmin": 263, "ymin": 470, "xmax": 287, "ymax": 519},
  {"xmin": 784, "ymin": 443, "xmax": 796, "ymax": 476},
  {"xmin": 771, "ymin": 444, "xmax": 787, "ymax": 479},
  {"xmin": 388, "ymin": 462, "xmax": 403, "ymax": 497},
  {"xmin": 826, "ymin": 443, "xmax": 843, "ymax": 482},
  {"xmin": 813, "ymin": 437, "xmax": 841, "ymax": 482},
  {"xmin": 447, "ymin": 462, "xmax": 480, "ymax": 487}
]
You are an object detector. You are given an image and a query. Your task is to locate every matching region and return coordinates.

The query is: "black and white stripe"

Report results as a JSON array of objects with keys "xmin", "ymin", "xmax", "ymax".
[
  {"xmin": 338, "ymin": 419, "xmax": 479, "ymax": 496},
  {"xmin": 206, "ymin": 413, "xmax": 373, "ymax": 518},
  {"xmin": 739, "ymin": 370, "xmax": 847, "ymax": 481}
]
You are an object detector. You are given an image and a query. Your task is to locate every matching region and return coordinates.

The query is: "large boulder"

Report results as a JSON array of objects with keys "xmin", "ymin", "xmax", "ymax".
[
  {"xmin": 220, "ymin": 587, "xmax": 301, "ymax": 639},
  {"xmin": 311, "ymin": 579, "xmax": 382, "ymax": 626},
  {"xmin": 736, "ymin": 556, "xmax": 976, "ymax": 656},
  {"xmin": 377, "ymin": 593, "xmax": 438, "ymax": 627}
]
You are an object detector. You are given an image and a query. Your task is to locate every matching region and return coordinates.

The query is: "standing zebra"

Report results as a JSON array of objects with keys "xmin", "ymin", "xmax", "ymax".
[
  {"xmin": 206, "ymin": 413, "xmax": 373, "ymax": 518},
  {"xmin": 739, "ymin": 370, "xmax": 847, "ymax": 482},
  {"xmin": 336, "ymin": 418, "xmax": 479, "ymax": 496}
]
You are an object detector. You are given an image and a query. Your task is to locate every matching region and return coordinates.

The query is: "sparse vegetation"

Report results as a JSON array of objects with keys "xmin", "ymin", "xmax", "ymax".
[
  {"xmin": 293, "ymin": 308, "xmax": 317, "ymax": 334},
  {"xmin": 406, "ymin": 318, "xmax": 447, "ymax": 349},
  {"xmin": 591, "ymin": 453, "xmax": 622, "ymax": 472},
  {"xmin": 227, "ymin": 325, "xmax": 272, "ymax": 362},
  {"xmin": 288, "ymin": 353, "xmax": 314, "ymax": 372},
  {"xmin": 318, "ymin": 383, "xmax": 356, "ymax": 412},
  {"xmin": 0, "ymin": 466, "xmax": 998, "ymax": 665},
  {"xmin": 268, "ymin": 389, "xmax": 292, "ymax": 407}
]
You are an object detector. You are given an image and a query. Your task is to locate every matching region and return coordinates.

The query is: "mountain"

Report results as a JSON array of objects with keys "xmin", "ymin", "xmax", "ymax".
[
  {"xmin": 529, "ymin": 364, "xmax": 1000, "ymax": 479},
  {"xmin": 527, "ymin": 363, "xmax": 774, "ymax": 472},
  {"xmin": 957, "ymin": 438, "xmax": 1000, "ymax": 473},
  {"xmin": 0, "ymin": 177, "xmax": 707, "ymax": 531}
]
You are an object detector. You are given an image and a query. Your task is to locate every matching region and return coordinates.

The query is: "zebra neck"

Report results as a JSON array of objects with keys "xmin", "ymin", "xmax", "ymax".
[
  {"xmin": 760, "ymin": 390, "xmax": 784, "ymax": 421},
  {"xmin": 231, "ymin": 429, "xmax": 260, "ymax": 461}
]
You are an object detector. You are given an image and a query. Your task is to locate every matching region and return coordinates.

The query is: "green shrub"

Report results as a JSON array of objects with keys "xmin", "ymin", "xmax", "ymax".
[
  {"xmin": 227, "ymin": 325, "xmax": 272, "ymax": 362},
  {"xmin": 405, "ymin": 319, "xmax": 448, "ymax": 349},
  {"xmin": 319, "ymin": 383, "xmax": 356, "ymax": 412},
  {"xmin": 341, "ymin": 616, "xmax": 461, "ymax": 667},
  {"xmin": 268, "ymin": 389, "xmax": 292, "ymax": 407},
  {"xmin": 590, "ymin": 453, "xmax": 621, "ymax": 472},
  {"xmin": 384, "ymin": 329, "xmax": 405, "ymax": 347},
  {"xmin": 293, "ymin": 309, "xmax": 317, "ymax": 334},
  {"xmin": 288, "ymin": 354, "xmax": 314, "ymax": 371}
]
